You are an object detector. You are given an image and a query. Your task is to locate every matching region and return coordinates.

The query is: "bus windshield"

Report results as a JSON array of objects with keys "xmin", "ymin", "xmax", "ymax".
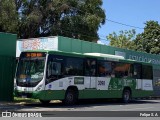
[{"xmin": 16, "ymin": 52, "xmax": 46, "ymax": 87}]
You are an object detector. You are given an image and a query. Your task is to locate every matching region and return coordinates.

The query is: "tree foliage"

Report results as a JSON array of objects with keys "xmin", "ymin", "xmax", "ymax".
[
  {"xmin": 0, "ymin": 0, "xmax": 106, "ymax": 42},
  {"xmin": 134, "ymin": 21, "xmax": 160, "ymax": 54},
  {"xmin": 0, "ymin": 0, "xmax": 18, "ymax": 33},
  {"xmin": 107, "ymin": 29, "xmax": 136, "ymax": 50}
]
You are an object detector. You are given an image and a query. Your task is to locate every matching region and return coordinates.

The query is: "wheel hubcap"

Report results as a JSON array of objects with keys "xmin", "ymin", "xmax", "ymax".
[
  {"xmin": 124, "ymin": 92, "xmax": 129, "ymax": 101},
  {"xmin": 67, "ymin": 93, "xmax": 73, "ymax": 102}
]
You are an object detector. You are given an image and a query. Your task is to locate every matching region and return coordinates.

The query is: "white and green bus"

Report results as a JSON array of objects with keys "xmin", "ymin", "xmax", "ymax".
[{"xmin": 15, "ymin": 50, "xmax": 153, "ymax": 105}]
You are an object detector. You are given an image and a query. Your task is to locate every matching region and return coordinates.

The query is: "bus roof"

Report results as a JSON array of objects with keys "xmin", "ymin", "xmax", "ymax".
[{"xmin": 22, "ymin": 50, "xmax": 152, "ymax": 66}]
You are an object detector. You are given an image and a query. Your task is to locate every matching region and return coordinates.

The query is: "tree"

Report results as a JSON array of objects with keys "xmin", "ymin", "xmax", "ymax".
[
  {"xmin": 0, "ymin": 0, "xmax": 105, "ymax": 42},
  {"xmin": 134, "ymin": 21, "xmax": 160, "ymax": 54},
  {"xmin": 0, "ymin": 0, "xmax": 18, "ymax": 33},
  {"xmin": 17, "ymin": 0, "xmax": 106, "ymax": 42},
  {"xmin": 107, "ymin": 29, "xmax": 136, "ymax": 50},
  {"xmin": 58, "ymin": 0, "xmax": 106, "ymax": 42}
]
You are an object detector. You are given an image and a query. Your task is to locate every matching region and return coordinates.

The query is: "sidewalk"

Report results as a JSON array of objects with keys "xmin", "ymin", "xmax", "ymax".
[{"xmin": 0, "ymin": 102, "xmax": 26, "ymax": 111}]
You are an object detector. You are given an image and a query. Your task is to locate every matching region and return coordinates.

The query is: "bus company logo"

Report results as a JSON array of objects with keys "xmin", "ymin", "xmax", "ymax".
[{"xmin": 49, "ymin": 84, "xmax": 52, "ymax": 88}]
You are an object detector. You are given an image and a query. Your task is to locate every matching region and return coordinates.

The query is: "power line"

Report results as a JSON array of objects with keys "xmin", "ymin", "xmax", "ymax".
[
  {"xmin": 40, "ymin": 2, "xmax": 142, "ymax": 40},
  {"xmin": 45, "ymin": 3, "xmax": 144, "ymax": 41},
  {"xmin": 69, "ymin": 6, "xmax": 144, "ymax": 30},
  {"xmin": 106, "ymin": 19, "xmax": 144, "ymax": 29}
]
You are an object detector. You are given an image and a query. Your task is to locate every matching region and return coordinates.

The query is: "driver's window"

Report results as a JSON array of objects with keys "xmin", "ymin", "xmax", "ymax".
[
  {"xmin": 48, "ymin": 62, "xmax": 61, "ymax": 76},
  {"xmin": 47, "ymin": 60, "xmax": 62, "ymax": 83}
]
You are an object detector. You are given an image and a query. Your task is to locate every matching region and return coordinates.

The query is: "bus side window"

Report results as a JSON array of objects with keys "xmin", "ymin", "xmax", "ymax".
[
  {"xmin": 47, "ymin": 60, "xmax": 62, "ymax": 81},
  {"xmin": 85, "ymin": 59, "xmax": 96, "ymax": 76},
  {"xmin": 47, "ymin": 62, "xmax": 61, "ymax": 76},
  {"xmin": 114, "ymin": 62, "xmax": 124, "ymax": 78},
  {"xmin": 113, "ymin": 62, "xmax": 131, "ymax": 78},
  {"xmin": 64, "ymin": 57, "xmax": 83, "ymax": 76},
  {"xmin": 128, "ymin": 64, "xmax": 134, "ymax": 77},
  {"xmin": 142, "ymin": 65, "xmax": 153, "ymax": 79},
  {"xmin": 98, "ymin": 61, "xmax": 112, "ymax": 77},
  {"xmin": 133, "ymin": 64, "xmax": 142, "ymax": 79},
  {"xmin": 111, "ymin": 62, "xmax": 116, "ymax": 77}
]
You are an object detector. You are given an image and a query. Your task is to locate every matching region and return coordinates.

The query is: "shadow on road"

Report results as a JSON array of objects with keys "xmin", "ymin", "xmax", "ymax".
[
  {"xmin": 23, "ymin": 98, "xmax": 160, "ymax": 108},
  {"xmin": 1, "ymin": 99, "xmax": 160, "ymax": 111}
]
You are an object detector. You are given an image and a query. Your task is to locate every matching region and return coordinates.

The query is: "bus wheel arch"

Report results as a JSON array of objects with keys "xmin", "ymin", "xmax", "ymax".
[
  {"xmin": 63, "ymin": 86, "xmax": 79, "ymax": 105},
  {"xmin": 122, "ymin": 87, "xmax": 132, "ymax": 103}
]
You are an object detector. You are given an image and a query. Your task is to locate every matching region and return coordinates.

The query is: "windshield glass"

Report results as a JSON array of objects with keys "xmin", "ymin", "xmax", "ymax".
[{"xmin": 16, "ymin": 52, "xmax": 46, "ymax": 87}]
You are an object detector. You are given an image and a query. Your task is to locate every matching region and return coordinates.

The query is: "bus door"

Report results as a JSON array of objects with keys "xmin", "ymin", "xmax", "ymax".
[
  {"xmin": 133, "ymin": 64, "xmax": 142, "ymax": 90},
  {"xmin": 85, "ymin": 58, "xmax": 97, "ymax": 88}
]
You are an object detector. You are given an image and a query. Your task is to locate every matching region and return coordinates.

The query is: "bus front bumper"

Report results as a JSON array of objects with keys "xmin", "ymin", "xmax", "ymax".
[{"xmin": 14, "ymin": 90, "xmax": 65, "ymax": 100}]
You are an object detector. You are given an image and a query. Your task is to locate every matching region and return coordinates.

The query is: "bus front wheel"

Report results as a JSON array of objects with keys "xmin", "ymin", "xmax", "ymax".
[
  {"xmin": 122, "ymin": 89, "xmax": 131, "ymax": 103},
  {"xmin": 63, "ymin": 89, "xmax": 78, "ymax": 105}
]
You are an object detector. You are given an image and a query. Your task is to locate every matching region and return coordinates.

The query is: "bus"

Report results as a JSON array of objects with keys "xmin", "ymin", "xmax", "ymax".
[{"xmin": 15, "ymin": 50, "xmax": 154, "ymax": 105}]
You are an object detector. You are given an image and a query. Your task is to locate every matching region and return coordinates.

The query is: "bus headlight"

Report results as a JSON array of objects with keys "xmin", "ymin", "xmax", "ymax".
[{"xmin": 36, "ymin": 85, "xmax": 43, "ymax": 91}]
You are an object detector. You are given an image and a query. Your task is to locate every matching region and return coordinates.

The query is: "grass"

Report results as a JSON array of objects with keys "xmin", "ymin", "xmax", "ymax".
[
  {"xmin": 13, "ymin": 97, "xmax": 39, "ymax": 104},
  {"xmin": 13, "ymin": 97, "xmax": 61, "ymax": 104}
]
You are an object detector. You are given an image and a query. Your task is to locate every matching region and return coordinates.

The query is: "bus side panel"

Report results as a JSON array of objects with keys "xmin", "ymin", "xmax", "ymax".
[
  {"xmin": 78, "ymin": 90, "xmax": 123, "ymax": 99},
  {"xmin": 132, "ymin": 90, "xmax": 153, "ymax": 98},
  {"xmin": 32, "ymin": 90, "xmax": 66, "ymax": 100}
]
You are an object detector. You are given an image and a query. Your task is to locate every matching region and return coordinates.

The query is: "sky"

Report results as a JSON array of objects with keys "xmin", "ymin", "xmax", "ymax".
[{"xmin": 98, "ymin": 0, "xmax": 160, "ymax": 44}]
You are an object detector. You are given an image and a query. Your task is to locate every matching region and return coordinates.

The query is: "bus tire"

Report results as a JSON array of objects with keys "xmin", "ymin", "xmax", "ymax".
[
  {"xmin": 63, "ymin": 89, "xmax": 78, "ymax": 105},
  {"xmin": 39, "ymin": 100, "xmax": 50, "ymax": 104},
  {"xmin": 122, "ymin": 89, "xmax": 131, "ymax": 103}
]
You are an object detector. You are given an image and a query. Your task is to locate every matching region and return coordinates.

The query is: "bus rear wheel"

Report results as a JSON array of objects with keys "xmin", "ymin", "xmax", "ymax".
[
  {"xmin": 122, "ymin": 89, "xmax": 131, "ymax": 103},
  {"xmin": 39, "ymin": 100, "xmax": 50, "ymax": 104},
  {"xmin": 63, "ymin": 89, "xmax": 78, "ymax": 105}
]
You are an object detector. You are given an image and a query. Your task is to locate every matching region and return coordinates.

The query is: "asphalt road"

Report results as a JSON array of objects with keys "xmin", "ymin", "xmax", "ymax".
[{"xmin": 1, "ymin": 99, "xmax": 160, "ymax": 119}]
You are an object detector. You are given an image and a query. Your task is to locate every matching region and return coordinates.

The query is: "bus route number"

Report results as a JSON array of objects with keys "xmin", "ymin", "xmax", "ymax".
[{"xmin": 98, "ymin": 81, "xmax": 105, "ymax": 86}]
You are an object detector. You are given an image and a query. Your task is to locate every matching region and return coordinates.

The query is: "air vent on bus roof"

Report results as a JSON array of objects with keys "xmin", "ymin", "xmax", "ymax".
[{"xmin": 83, "ymin": 53, "xmax": 125, "ymax": 59}]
